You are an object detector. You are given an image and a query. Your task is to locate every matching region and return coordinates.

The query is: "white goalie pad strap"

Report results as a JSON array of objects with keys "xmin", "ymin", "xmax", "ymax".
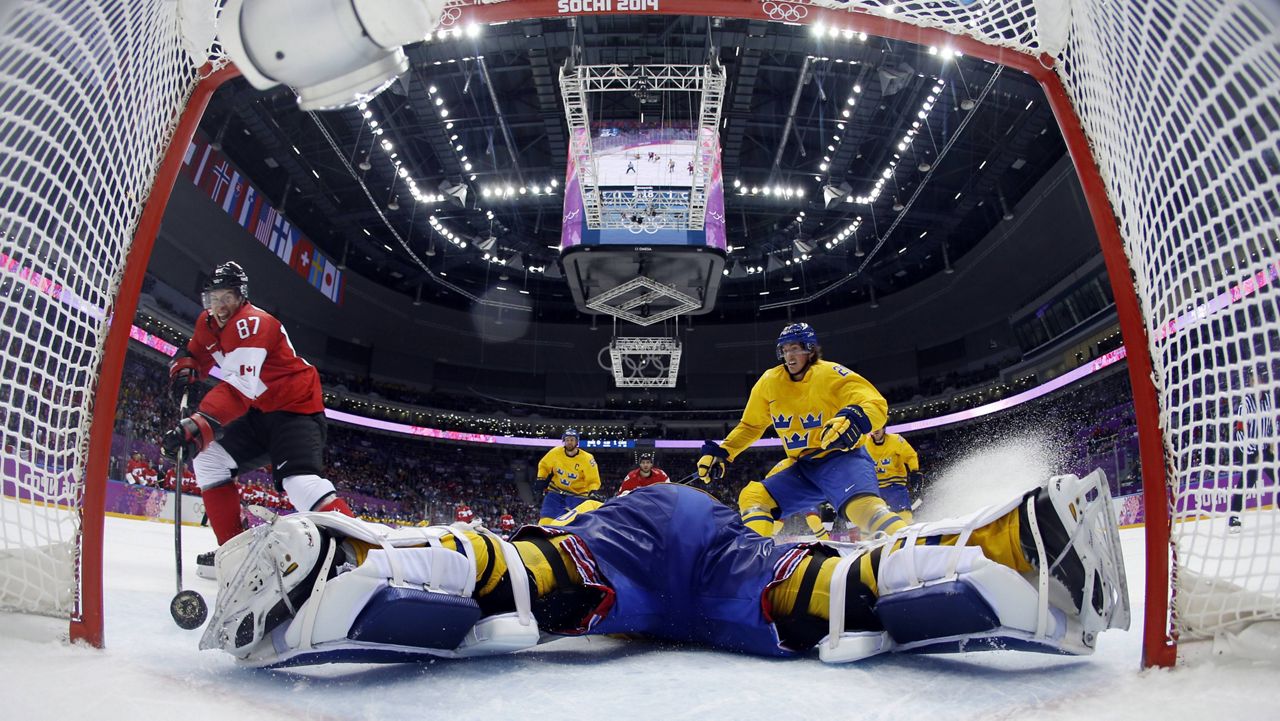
[
  {"xmin": 878, "ymin": 545, "xmax": 1063, "ymax": 640},
  {"xmin": 905, "ymin": 492, "xmax": 1025, "ymax": 541},
  {"xmin": 824, "ymin": 551, "xmax": 861, "ymax": 649},
  {"xmin": 293, "ymin": 536, "xmax": 338, "ymax": 652},
  {"xmin": 486, "ymin": 530, "xmax": 534, "ymax": 627},
  {"xmin": 300, "ymin": 513, "xmax": 478, "ymax": 597},
  {"xmin": 364, "ymin": 548, "xmax": 473, "ymax": 596},
  {"xmin": 819, "ymin": 550, "xmax": 893, "ymax": 663},
  {"xmin": 898, "ymin": 527, "xmax": 924, "ymax": 586},
  {"xmin": 281, "ymin": 474, "xmax": 337, "ymax": 513},
  {"xmin": 436, "ymin": 527, "xmax": 476, "ymax": 598},
  {"xmin": 1026, "ymin": 495, "xmax": 1052, "ymax": 638},
  {"xmin": 451, "ymin": 527, "xmax": 539, "ymax": 656},
  {"xmin": 192, "ymin": 441, "xmax": 236, "ymax": 489}
]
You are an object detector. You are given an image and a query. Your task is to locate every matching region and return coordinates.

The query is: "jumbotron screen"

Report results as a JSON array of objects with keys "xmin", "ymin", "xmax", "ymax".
[{"xmin": 561, "ymin": 122, "xmax": 726, "ymax": 250}]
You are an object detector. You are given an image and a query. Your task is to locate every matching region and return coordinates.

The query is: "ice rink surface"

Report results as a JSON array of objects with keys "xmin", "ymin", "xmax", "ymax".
[
  {"xmin": 597, "ymin": 142, "xmax": 697, "ymax": 187},
  {"xmin": 4, "ymin": 441, "xmax": 1278, "ymax": 720}
]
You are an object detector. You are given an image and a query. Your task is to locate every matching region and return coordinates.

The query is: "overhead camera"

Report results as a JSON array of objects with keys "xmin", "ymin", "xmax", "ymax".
[{"xmin": 218, "ymin": 0, "xmax": 447, "ymax": 110}]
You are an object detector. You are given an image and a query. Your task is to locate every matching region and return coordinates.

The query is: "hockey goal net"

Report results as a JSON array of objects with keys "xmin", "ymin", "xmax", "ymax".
[
  {"xmin": 1, "ymin": 0, "xmax": 1276, "ymax": 666},
  {"xmin": 0, "ymin": 0, "xmax": 221, "ymax": 645}
]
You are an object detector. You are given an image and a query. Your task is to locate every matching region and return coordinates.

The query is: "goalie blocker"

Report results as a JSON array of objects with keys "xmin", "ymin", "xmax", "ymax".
[{"xmin": 200, "ymin": 471, "xmax": 1128, "ymax": 667}]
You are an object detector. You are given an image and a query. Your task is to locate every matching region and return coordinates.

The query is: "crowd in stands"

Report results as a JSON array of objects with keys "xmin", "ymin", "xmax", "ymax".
[
  {"xmin": 318, "ymin": 359, "xmax": 1092, "ymax": 439},
  {"xmin": 133, "ymin": 272, "xmax": 1124, "ymax": 443},
  {"xmin": 881, "ymin": 362, "xmax": 1009, "ymax": 404},
  {"xmin": 111, "ymin": 331, "xmax": 1142, "ymax": 531},
  {"xmin": 906, "ymin": 368, "xmax": 1140, "ymax": 497}
]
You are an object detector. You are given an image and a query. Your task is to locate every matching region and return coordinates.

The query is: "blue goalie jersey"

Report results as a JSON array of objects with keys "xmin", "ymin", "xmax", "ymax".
[{"xmin": 523, "ymin": 483, "xmax": 810, "ymax": 657}]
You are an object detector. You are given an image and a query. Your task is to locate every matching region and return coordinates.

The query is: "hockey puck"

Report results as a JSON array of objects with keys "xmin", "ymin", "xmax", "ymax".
[{"xmin": 170, "ymin": 589, "xmax": 209, "ymax": 630}]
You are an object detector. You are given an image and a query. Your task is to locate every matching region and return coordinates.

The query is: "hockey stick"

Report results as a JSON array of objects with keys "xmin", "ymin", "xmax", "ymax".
[
  {"xmin": 169, "ymin": 389, "xmax": 208, "ymax": 629},
  {"xmin": 671, "ymin": 470, "xmax": 733, "ymax": 507},
  {"xmin": 672, "ymin": 471, "xmax": 701, "ymax": 486}
]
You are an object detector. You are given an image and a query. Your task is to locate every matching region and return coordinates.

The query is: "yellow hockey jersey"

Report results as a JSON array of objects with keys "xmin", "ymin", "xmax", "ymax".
[
  {"xmin": 721, "ymin": 360, "xmax": 888, "ymax": 462},
  {"xmin": 864, "ymin": 432, "xmax": 920, "ymax": 486},
  {"xmin": 537, "ymin": 446, "xmax": 601, "ymax": 496}
]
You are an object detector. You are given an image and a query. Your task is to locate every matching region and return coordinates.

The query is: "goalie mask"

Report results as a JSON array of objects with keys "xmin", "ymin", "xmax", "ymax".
[{"xmin": 199, "ymin": 516, "xmax": 336, "ymax": 657}]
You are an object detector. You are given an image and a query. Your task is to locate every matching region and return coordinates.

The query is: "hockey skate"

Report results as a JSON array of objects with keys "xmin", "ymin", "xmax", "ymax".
[
  {"xmin": 1019, "ymin": 469, "xmax": 1130, "ymax": 650},
  {"xmin": 195, "ymin": 550, "xmax": 216, "ymax": 581}
]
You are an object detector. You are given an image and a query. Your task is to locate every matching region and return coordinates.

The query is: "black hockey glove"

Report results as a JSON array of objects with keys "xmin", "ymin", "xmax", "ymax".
[
  {"xmin": 695, "ymin": 441, "xmax": 729, "ymax": 483},
  {"xmin": 908, "ymin": 470, "xmax": 925, "ymax": 494},
  {"xmin": 818, "ymin": 501, "xmax": 837, "ymax": 525},
  {"xmin": 818, "ymin": 405, "xmax": 873, "ymax": 450},
  {"xmin": 161, "ymin": 412, "xmax": 222, "ymax": 460},
  {"xmin": 168, "ymin": 351, "xmax": 200, "ymax": 400}
]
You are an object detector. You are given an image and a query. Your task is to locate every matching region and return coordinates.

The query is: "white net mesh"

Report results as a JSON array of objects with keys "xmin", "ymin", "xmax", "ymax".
[
  {"xmin": 0, "ymin": 0, "xmax": 205, "ymax": 621},
  {"xmin": 799, "ymin": 0, "xmax": 1280, "ymax": 653},
  {"xmin": 1052, "ymin": 0, "xmax": 1280, "ymax": 643},
  {"xmin": 775, "ymin": 0, "xmax": 1280, "ymax": 653}
]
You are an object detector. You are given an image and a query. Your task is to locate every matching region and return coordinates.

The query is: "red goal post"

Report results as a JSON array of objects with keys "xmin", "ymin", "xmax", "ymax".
[
  {"xmin": 0, "ymin": 0, "xmax": 238, "ymax": 649},
  {"xmin": 72, "ymin": 62, "xmax": 242, "ymax": 647}
]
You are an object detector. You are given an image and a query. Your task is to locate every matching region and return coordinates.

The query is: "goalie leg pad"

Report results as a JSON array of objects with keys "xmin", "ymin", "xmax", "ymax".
[
  {"xmin": 203, "ymin": 515, "xmax": 542, "ymax": 667},
  {"xmin": 876, "ymin": 578, "xmax": 1073, "ymax": 656},
  {"xmin": 875, "ymin": 544, "xmax": 1074, "ymax": 656},
  {"xmin": 1018, "ymin": 470, "xmax": 1131, "ymax": 645},
  {"xmin": 348, "ymin": 586, "xmax": 482, "ymax": 649}
]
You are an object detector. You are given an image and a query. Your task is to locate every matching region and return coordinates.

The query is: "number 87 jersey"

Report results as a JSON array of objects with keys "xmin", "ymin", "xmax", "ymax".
[{"xmin": 185, "ymin": 302, "xmax": 326, "ymax": 425}]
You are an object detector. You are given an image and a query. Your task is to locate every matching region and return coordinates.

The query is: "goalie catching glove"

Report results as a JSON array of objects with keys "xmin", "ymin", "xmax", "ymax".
[
  {"xmin": 818, "ymin": 405, "xmax": 873, "ymax": 450},
  {"xmin": 161, "ymin": 412, "xmax": 222, "ymax": 460},
  {"xmin": 695, "ymin": 441, "xmax": 729, "ymax": 483}
]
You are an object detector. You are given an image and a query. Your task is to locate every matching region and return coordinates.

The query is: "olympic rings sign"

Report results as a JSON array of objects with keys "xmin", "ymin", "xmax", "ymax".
[
  {"xmin": 762, "ymin": 1, "xmax": 809, "ymax": 23},
  {"xmin": 437, "ymin": 5, "xmax": 463, "ymax": 27}
]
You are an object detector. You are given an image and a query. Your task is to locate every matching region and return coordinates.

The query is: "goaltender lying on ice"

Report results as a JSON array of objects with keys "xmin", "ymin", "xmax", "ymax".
[{"xmin": 199, "ymin": 470, "xmax": 1129, "ymax": 667}]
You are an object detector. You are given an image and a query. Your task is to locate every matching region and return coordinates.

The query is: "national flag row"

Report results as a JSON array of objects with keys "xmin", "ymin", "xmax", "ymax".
[{"xmin": 181, "ymin": 133, "xmax": 344, "ymax": 304}]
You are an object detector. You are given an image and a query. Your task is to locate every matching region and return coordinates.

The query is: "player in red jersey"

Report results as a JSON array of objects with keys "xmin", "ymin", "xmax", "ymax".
[
  {"xmin": 498, "ymin": 513, "xmax": 517, "ymax": 539},
  {"xmin": 124, "ymin": 452, "xmax": 157, "ymax": 486},
  {"xmin": 162, "ymin": 261, "xmax": 352, "ymax": 578},
  {"xmin": 618, "ymin": 451, "xmax": 670, "ymax": 496}
]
